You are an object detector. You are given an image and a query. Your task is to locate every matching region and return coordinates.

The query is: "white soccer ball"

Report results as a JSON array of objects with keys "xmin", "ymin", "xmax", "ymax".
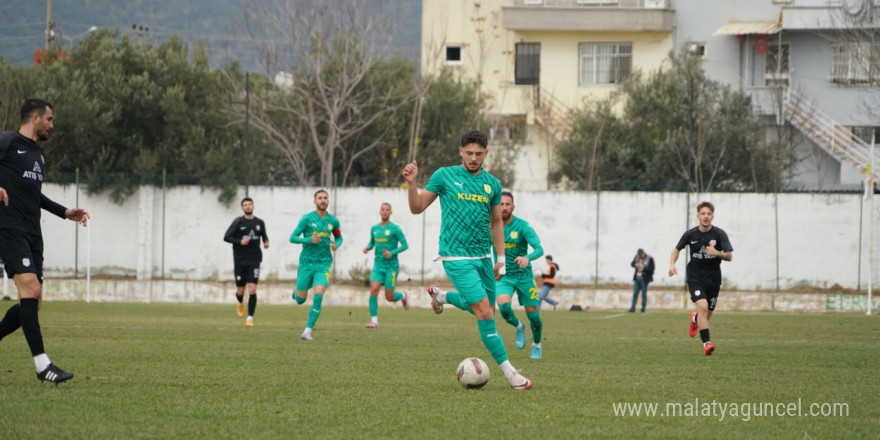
[{"xmin": 456, "ymin": 357, "xmax": 490, "ymax": 389}]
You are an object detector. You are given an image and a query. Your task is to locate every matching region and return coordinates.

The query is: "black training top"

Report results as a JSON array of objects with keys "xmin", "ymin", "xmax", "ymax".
[
  {"xmin": 223, "ymin": 215, "xmax": 269, "ymax": 265},
  {"xmin": 0, "ymin": 132, "xmax": 67, "ymax": 236},
  {"xmin": 675, "ymin": 225, "xmax": 733, "ymax": 287}
]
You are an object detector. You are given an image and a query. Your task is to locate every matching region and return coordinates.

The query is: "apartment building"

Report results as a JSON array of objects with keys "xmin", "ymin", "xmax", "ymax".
[{"xmin": 421, "ymin": 0, "xmax": 879, "ymax": 190}]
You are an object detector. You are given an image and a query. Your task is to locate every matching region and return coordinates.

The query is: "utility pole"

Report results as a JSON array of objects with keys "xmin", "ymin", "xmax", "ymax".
[{"xmin": 45, "ymin": 0, "xmax": 54, "ymax": 51}]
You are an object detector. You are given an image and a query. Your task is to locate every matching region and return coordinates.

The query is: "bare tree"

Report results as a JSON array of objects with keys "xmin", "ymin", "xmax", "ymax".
[{"xmin": 239, "ymin": 0, "xmax": 410, "ymax": 186}]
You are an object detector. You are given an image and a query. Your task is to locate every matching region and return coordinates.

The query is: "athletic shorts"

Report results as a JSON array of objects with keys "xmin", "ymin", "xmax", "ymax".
[
  {"xmin": 0, "ymin": 229, "xmax": 44, "ymax": 283},
  {"xmin": 234, "ymin": 263, "xmax": 261, "ymax": 287},
  {"xmin": 441, "ymin": 258, "xmax": 495, "ymax": 307},
  {"xmin": 689, "ymin": 284, "xmax": 720, "ymax": 311},
  {"xmin": 296, "ymin": 264, "xmax": 331, "ymax": 291},
  {"xmin": 370, "ymin": 264, "xmax": 399, "ymax": 290},
  {"xmin": 497, "ymin": 272, "xmax": 540, "ymax": 308}
]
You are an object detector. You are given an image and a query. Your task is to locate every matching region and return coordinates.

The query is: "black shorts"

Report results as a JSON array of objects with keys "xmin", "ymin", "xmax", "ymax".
[
  {"xmin": 234, "ymin": 263, "xmax": 260, "ymax": 287},
  {"xmin": 0, "ymin": 229, "xmax": 44, "ymax": 283},
  {"xmin": 689, "ymin": 284, "xmax": 719, "ymax": 311}
]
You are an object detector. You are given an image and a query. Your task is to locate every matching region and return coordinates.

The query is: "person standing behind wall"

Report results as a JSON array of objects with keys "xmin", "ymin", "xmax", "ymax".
[{"xmin": 538, "ymin": 255, "xmax": 559, "ymax": 310}]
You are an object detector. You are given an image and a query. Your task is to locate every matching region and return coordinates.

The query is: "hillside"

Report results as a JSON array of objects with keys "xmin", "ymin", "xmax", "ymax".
[{"xmin": 0, "ymin": 0, "xmax": 421, "ymax": 68}]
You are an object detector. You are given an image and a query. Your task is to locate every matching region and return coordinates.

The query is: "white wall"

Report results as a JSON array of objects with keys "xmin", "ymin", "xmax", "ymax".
[{"xmin": 37, "ymin": 184, "xmax": 880, "ymax": 290}]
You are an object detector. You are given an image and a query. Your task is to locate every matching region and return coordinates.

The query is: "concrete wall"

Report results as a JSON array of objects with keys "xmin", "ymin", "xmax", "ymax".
[{"xmin": 27, "ymin": 184, "xmax": 880, "ymax": 293}]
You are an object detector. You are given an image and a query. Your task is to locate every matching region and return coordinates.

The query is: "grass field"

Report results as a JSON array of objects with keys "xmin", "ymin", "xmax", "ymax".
[{"xmin": 0, "ymin": 301, "xmax": 877, "ymax": 439}]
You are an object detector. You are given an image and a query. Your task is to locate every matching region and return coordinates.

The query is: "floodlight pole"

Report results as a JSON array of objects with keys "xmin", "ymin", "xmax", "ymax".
[{"xmin": 868, "ymin": 135, "xmax": 875, "ymax": 316}]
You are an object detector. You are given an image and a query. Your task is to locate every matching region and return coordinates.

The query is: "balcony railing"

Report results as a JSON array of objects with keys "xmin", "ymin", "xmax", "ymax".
[{"xmin": 507, "ymin": 0, "xmax": 669, "ymax": 8}]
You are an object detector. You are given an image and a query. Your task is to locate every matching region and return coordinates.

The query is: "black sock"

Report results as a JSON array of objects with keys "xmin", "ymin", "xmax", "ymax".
[
  {"xmin": 0, "ymin": 303, "xmax": 22, "ymax": 341},
  {"xmin": 699, "ymin": 328, "xmax": 710, "ymax": 344},
  {"xmin": 19, "ymin": 298, "xmax": 45, "ymax": 356},
  {"xmin": 248, "ymin": 294, "xmax": 257, "ymax": 316},
  {"xmin": 236, "ymin": 293, "xmax": 244, "ymax": 304}
]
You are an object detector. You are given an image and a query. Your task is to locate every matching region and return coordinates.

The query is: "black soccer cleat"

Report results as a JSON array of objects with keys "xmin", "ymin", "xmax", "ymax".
[{"xmin": 37, "ymin": 363, "xmax": 74, "ymax": 384}]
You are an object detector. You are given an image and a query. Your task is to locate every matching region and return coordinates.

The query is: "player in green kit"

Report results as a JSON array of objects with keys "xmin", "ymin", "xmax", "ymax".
[
  {"xmin": 496, "ymin": 191, "xmax": 545, "ymax": 359},
  {"xmin": 289, "ymin": 189, "xmax": 343, "ymax": 341},
  {"xmin": 363, "ymin": 202, "xmax": 410, "ymax": 328},
  {"xmin": 402, "ymin": 129, "xmax": 532, "ymax": 390}
]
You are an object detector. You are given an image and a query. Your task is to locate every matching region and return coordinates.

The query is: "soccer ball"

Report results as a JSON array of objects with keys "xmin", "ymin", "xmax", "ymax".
[{"xmin": 456, "ymin": 357, "xmax": 490, "ymax": 389}]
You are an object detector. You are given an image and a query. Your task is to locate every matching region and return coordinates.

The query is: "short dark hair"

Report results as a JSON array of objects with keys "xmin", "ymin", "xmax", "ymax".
[
  {"xmin": 696, "ymin": 201, "xmax": 715, "ymax": 213},
  {"xmin": 20, "ymin": 98, "xmax": 53, "ymax": 124},
  {"xmin": 241, "ymin": 197, "xmax": 253, "ymax": 206},
  {"xmin": 545, "ymin": 255, "xmax": 553, "ymax": 261},
  {"xmin": 460, "ymin": 129, "xmax": 488, "ymax": 148},
  {"xmin": 380, "ymin": 202, "xmax": 391, "ymax": 209},
  {"xmin": 501, "ymin": 190, "xmax": 514, "ymax": 203},
  {"xmin": 314, "ymin": 189, "xmax": 328, "ymax": 199}
]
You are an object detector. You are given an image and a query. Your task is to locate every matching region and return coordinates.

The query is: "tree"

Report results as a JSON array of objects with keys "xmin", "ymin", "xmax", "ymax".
[
  {"xmin": 0, "ymin": 30, "xmax": 249, "ymax": 203},
  {"xmin": 240, "ymin": 0, "xmax": 411, "ymax": 187},
  {"xmin": 553, "ymin": 52, "xmax": 780, "ymax": 192}
]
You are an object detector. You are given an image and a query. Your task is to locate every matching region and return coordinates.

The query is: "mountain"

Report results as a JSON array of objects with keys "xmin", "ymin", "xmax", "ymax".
[{"xmin": 0, "ymin": 0, "xmax": 421, "ymax": 68}]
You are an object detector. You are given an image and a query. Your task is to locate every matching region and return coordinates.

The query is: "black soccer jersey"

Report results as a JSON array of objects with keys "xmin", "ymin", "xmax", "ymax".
[
  {"xmin": 675, "ymin": 225, "xmax": 733, "ymax": 288},
  {"xmin": 223, "ymin": 216, "xmax": 269, "ymax": 265},
  {"xmin": 0, "ymin": 132, "xmax": 66, "ymax": 236}
]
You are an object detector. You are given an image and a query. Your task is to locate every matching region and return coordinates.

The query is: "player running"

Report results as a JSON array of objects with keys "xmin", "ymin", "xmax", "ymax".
[
  {"xmin": 363, "ymin": 202, "xmax": 409, "ymax": 328},
  {"xmin": 223, "ymin": 197, "xmax": 269, "ymax": 327},
  {"xmin": 669, "ymin": 201, "xmax": 733, "ymax": 356},
  {"xmin": 289, "ymin": 189, "xmax": 343, "ymax": 341},
  {"xmin": 402, "ymin": 129, "xmax": 532, "ymax": 390}
]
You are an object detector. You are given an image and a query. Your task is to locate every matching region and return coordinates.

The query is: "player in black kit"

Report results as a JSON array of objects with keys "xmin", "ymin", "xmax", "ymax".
[
  {"xmin": 0, "ymin": 98, "xmax": 90, "ymax": 383},
  {"xmin": 223, "ymin": 197, "xmax": 269, "ymax": 326},
  {"xmin": 668, "ymin": 201, "xmax": 733, "ymax": 356}
]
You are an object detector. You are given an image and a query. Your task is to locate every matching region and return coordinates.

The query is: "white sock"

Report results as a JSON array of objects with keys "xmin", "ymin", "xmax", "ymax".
[
  {"xmin": 436, "ymin": 291, "xmax": 447, "ymax": 304},
  {"xmin": 371, "ymin": 316, "xmax": 378, "ymax": 324},
  {"xmin": 303, "ymin": 327, "xmax": 312, "ymax": 335},
  {"xmin": 533, "ymin": 342, "xmax": 542, "ymax": 348},
  {"xmin": 247, "ymin": 316, "xmax": 253, "ymax": 320},
  {"xmin": 517, "ymin": 321, "xmax": 525, "ymax": 329},
  {"xmin": 499, "ymin": 360, "xmax": 516, "ymax": 379},
  {"xmin": 34, "ymin": 353, "xmax": 51, "ymax": 373}
]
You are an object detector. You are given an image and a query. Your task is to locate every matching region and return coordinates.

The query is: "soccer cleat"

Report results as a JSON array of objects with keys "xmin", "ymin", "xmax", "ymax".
[
  {"xmin": 237, "ymin": 304, "xmax": 245, "ymax": 317},
  {"xmin": 365, "ymin": 321, "xmax": 378, "ymax": 329},
  {"xmin": 515, "ymin": 322, "xmax": 525, "ymax": 349},
  {"xmin": 704, "ymin": 341, "xmax": 715, "ymax": 356},
  {"xmin": 245, "ymin": 317, "xmax": 254, "ymax": 327},
  {"xmin": 36, "ymin": 363, "xmax": 73, "ymax": 384},
  {"xmin": 401, "ymin": 292, "xmax": 409, "ymax": 311},
  {"xmin": 508, "ymin": 371, "xmax": 533, "ymax": 390},
  {"xmin": 688, "ymin": 312, "xmax": 698, "ymax": 337},
  {"xmin": 530, "ymin": 345, "xmax": 543, "ymax": 360},
  {"xmin": 426, "ymin": 285, "xmax": 444, "ymax": 315},
  {"xmin": 300, "ymin": 331, "xmax": 313, "ymax": 341}
]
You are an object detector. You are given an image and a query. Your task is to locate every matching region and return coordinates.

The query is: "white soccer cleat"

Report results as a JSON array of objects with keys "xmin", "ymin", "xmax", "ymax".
[
  {"xmin": 300, "ymin": 331, "xmax": 313, "ymax": 341},
  {"xmin": 507, "ymin": 371, "xmax": 533, "ymax": 390},
  {"xmin": 426, "ymin": 285, "xmax": 444, "ymax": 315}
]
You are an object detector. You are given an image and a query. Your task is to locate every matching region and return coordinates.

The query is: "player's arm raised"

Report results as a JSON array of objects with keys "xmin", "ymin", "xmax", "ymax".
[{"xmin": 402, "ymin": 160, "xmax": 437, "ymax": 214}]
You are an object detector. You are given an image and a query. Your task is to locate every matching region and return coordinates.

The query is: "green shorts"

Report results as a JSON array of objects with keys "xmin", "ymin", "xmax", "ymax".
[
  {"xmin": 441, "ymin": 258, "xmax": 496, "ymax": 307},
  {"xmin": 496, "ymin": 272, "xmax": 540, "ymax": 307},
  {"xmin": 370, "ymin": 263, "xmax": 399, "ymax": 290},
  {"xmin": 296, "ymin": 264, "xmax": 331, "ymax": 291}
]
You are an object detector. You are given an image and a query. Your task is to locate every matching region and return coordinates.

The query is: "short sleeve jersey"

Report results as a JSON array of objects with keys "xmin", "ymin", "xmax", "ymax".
[
  {"xmin": 425, "ymin": 165, "xmax": 502, "ymax": 257},
  {"xmin": 292, "ymin": 211, "xmax": 341, "ymax": 266},
  {"xmin": 503, "ymin": 216, "xmax": 542, "ymax": 277},
  {"xmin": 225, "ymin": 216, "xmax": 269, "ymax": 265},
  {"xmin": 675, "ymin": 225, "xmax": 733, "ymax": 287},
  {"xmin": 367, "ymin": 222, "xmax": 407, "ymax": 268}
]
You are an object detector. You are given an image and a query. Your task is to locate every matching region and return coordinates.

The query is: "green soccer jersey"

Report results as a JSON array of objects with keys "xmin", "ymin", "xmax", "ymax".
[
  {"xmin": 289, "ymin": 210, "xmax": 343, "ymax": 266},
  {"xmin": 425, "ymin": 165, "xmax": 502, "ymax": 257},
  {"xmin": 366, "ymin": 222, "xmax": 408, "ymax": 268},
  {"xmin": 502, "ymin": 216, "xmax": 544, "ymax": 277}
]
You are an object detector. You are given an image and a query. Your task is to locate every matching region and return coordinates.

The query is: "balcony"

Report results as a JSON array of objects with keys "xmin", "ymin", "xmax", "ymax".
[{"xmin": 502, "ymin": 0, "xmax": 674, "ymax": 32}]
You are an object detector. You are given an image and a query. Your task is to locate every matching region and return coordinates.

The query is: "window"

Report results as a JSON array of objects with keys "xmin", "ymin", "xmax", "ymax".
[
  {"xmin": 515, "ymin": 43, "xmax": 540, "ymax": 85},
  {"xmin": 444, "ymin": 44, "xmax": 462, "ymax": 65},
  {"xmin": 576, "ymin": 0, "xmax": 618, "ymax": 4},
  {"xmin": 524, "ymin": 0, "xmax": 543, "ymax": 4},
  {"xmin": 765, "ymin": 43, "xmax": 790, "ymax": 87},
  {"xmin": 578, "ymin": 42, "xmax": 632, "ymax": 86},
  {"xmin": 686, "ymin": 42, "xmax": 706, "ymax": 57},
  {"xmin": 830, "ymin": 42, "xmax": 879, "ymax": 85}
]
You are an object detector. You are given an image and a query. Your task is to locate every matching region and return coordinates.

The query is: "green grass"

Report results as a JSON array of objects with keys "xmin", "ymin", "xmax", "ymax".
[{"xmin": 0, "ymin": 302, "xmax": 877, "ymax": 439}]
